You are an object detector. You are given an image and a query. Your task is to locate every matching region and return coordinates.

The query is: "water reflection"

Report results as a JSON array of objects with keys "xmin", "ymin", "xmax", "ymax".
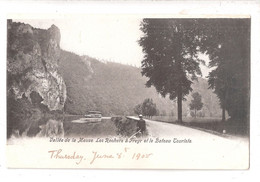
[
  {"xmin": 7, "ymin": 111, "xmax": 66, "ymax": 139},
  {"xmin": 8, "ymin": 114, "xmax": 140, "ymax": 139},
  {"xmin": 37, "ymin": 119, "xmax": 64, "ymax": 137}
]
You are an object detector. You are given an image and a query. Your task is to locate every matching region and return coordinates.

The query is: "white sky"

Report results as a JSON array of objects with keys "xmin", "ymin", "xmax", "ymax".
[{"xmin": 13, "ymin": 17, "xmax": 211, "ymax": 78}]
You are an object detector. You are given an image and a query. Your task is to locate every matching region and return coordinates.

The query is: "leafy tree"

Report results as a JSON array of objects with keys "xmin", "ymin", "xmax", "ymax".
[
  {"xmin": 189, "ymin": 92, "xmax": 203, "ymax": 118},
  {"xmin": 134, "ymin": 98, "xmax": 158, "ymax": 118},
  {"xmin": 142, "ymin": 98, "xmax": 157, "ymax": 119},
  {"xmin": 199, "ymin": 19, "xmax": 250, "ymax": 123},
  {"xmin": 139, "ymin": 19, "xmax": 204, "ymax": 122},
  {"xmin": 134, "ymin": 104, "xmax": 142, "ymax": 115}
]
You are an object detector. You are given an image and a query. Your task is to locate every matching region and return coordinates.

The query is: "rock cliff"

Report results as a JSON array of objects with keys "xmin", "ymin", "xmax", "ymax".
[{"xmin": 7, "ymin": 20, "xmax": 66, "ymax": 137}]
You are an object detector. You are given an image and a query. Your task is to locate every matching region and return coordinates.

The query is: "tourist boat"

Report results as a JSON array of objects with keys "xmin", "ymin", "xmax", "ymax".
[{"xmin": 83, "ymin": 111, "xmax": 102, "ymax": 122}]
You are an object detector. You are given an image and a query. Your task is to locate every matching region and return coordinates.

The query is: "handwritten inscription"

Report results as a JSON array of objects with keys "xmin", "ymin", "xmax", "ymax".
[
  {"xmin": 48, "ymin": 149, "xmax": 84, "ymax": 164},
  {"xmin": 47, "ymin": 137, "xmax": 191, "ymax": 165},
  {"xmin": 48, "ymin": 147, "xmax": 153, "ymax": 165},
  {"xmin": 90, "ymin": 151, "xmax": 115, "ymax": 164}
]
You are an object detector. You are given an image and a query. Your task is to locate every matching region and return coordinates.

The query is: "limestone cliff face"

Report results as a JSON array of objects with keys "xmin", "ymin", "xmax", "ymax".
[{"xmin": 7, "ymin": 20, "xmax": 66, "ymax": 111}]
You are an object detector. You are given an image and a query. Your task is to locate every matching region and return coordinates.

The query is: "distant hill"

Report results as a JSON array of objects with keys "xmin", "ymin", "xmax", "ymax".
[{"xmin": 58, "ymin": 50, "xmax": 222, "ymax": 117}]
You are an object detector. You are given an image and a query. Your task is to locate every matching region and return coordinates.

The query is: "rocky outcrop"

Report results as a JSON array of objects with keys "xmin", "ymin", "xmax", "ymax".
[
  {"xmin": 7, "ymin": 20, "xmax": 66, "ymax": 137},
  {"xmin": 7, "ymin": 20, "xmax": 66, "ymax": 111}
]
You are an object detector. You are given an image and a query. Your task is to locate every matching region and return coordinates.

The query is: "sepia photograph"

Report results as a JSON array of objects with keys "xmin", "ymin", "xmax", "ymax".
[{"xmin": 5, "ymin": 15, "xmax": 250, "ymax": 169}]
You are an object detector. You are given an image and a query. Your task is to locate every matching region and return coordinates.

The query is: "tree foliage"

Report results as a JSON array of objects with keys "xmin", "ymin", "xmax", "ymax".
[
  {"xmin": 139, "ymin": 19, "xmax": 204, "ymax": 122},
  {"xmin": 134, "ymin": 98, "xmax": 158, "ymax": 118},
  {"xmin": 189, "ymin": 92, "xmax": 203, "ymax": 118},
  {"xmin": 199, "ymin": 19, "xmax": 250, "ymax": 123},
  {"xmin": 134, "ymin": 104, "xmax": 142, "ymax": 115},
  {"xmin": 142, "ymin": 98, "xmax": 157, "ymax": 118}
]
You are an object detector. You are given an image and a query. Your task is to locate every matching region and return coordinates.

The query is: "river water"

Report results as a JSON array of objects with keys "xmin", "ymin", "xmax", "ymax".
[{"xmin": 8, "ymin": 114, "xmax": 119, "ymax": 139}]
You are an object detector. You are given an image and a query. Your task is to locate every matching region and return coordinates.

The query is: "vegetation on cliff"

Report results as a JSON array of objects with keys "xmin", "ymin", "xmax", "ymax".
[{"xmin": 7, "ymin": 20, "xmax": 66, "ymax": 138}]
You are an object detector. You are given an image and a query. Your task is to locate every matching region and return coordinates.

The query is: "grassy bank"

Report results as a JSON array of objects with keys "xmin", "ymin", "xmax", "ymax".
[{"xmin": 150, "ymin": 116, "xmax": 248, "ymax": 137}]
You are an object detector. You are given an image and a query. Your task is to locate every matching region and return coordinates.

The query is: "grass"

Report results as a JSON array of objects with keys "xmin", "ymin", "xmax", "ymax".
[
  {"xmin": 152, "ymin": 116, "xmax": 221, "ymax": 123},
  {"xmin": 151, "ymin": 116, "xmax": 248, "ymax": 137}
]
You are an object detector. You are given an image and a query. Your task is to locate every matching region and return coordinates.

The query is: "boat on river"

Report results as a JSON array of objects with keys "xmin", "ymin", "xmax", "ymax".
[{"xmin": 83, "ymin": 111, "xmax": 102, "ymax": 122}]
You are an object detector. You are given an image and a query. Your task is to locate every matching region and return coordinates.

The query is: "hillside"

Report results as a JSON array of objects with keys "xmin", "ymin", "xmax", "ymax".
[{"xmin": 58, "ymin": 50, "xmax": 222, "ymax": 117}]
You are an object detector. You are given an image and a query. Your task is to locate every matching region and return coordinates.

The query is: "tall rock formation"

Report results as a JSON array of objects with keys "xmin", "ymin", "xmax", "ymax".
[{"xmin": 7, "ymin": 20, "xmax": 66, "ymax": 138}]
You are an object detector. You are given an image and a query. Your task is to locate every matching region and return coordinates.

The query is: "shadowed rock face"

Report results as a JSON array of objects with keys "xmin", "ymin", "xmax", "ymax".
[
  {"xmin": 7, "ymin": 20, "xmax": 66, "ymax": 138},
  {"xmin": 7, "ymin": 20, "xmax": 66, "ymax": 111}
]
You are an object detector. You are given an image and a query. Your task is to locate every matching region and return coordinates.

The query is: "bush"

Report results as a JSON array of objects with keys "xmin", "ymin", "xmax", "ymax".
[{"xmin": 112, "ymin": 117, "xmax": 138, "ymax": 137}]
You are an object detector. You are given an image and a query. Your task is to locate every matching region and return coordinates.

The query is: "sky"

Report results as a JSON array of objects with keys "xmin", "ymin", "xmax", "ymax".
[{"xmin": 13, "ymin": 17, "xmax": 211, "ymax": 78}]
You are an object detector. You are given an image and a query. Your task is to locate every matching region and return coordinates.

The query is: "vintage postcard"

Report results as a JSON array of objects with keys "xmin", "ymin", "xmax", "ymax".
[{"xmin": 6, "ymin": 14, "xmax": 250, "ymax": 169}]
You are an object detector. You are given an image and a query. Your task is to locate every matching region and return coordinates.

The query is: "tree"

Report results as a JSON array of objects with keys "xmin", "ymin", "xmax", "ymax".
[
  {"xmin": 139, "ymin": 19, "xmax": 204, "ymax": 122},
  {"xmin": 134, "ymin": 104, "xmax": 142, "ymax": 115},
  {"xmin": 142, "ymin": 98, "xmax": 157, "ymax": 119},
  {"xmin": 199, "ymin": 19, "xmax": 250, "ymax": 123},
  {"xmin": 134, "ymin": 98, "xmax": 158, "ymax": 119},
  {"xmin": 189, "ymin": 92, "xmax": 203, "ymax": 118}
]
